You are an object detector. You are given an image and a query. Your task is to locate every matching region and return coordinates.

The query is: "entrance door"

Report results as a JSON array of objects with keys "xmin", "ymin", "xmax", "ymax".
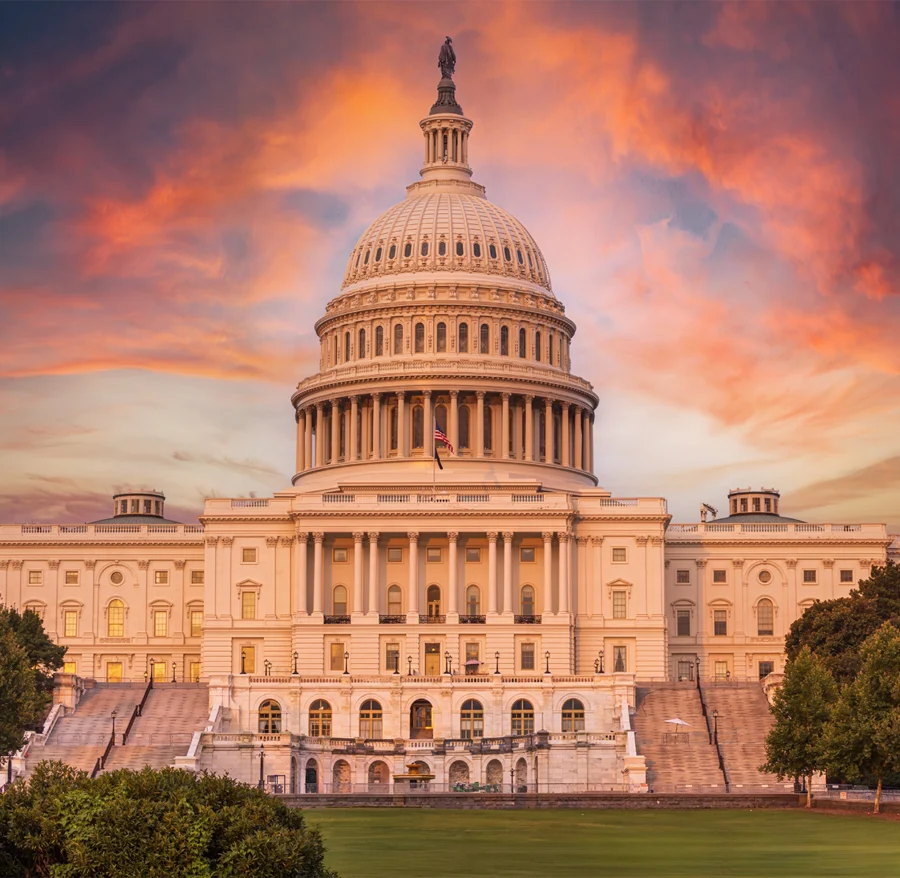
[
  {"xmin": 424, "ymin": 642, "xmax": 441, "ymax": 676},
  {"xmin": 107, "ymin": 662, "xmax": 123, "ymax": 683},
  {"xmin": 410, "ymin": 699, "xmax": 433, "ymax": 739}
]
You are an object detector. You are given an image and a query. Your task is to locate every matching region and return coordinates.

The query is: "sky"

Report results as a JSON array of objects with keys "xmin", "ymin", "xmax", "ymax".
[{"xmin": 1, "ymin": 1, "xmax": 899, "ymax": 529}]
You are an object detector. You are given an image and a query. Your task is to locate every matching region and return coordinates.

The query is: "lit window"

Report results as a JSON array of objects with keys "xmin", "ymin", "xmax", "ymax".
[
  {"xmin": 242, "ymin": 548, "xmax": 257, "ymax": 564},
  {"xmin": 511, "ymin": 699, "xmax": 534, "ymax": 735},
  {"xmin": 803, "ymin": 569, "xmax": 817, "ymax": 584},
  {"xmin": 613, "ymin": 646, "xmax": 627, "ymax": 672},
  {"xmin": 387, "ymin": 547, "xmax": 402, "ymax": 563},
  {"xmin": 386, "ymin": 643, "xmax": 400, "ymax": 673},
  {"xmin": 676, "ymin": 570, "xmax": 690, "ymax": 584},
  {"xmin": 258, "ymin": 699, "xmax": 282, "ymax": 734},
  {"xmin": 714, "ymin": 610, "xmax": 727, "ymax": 636},
  {"xmin": 189, "ymin": 662, "xmax": 201, "ymax": 682},
  {"xmin": 65, "ymin": 571, "xmax": 79, "ymax": 585},
  {"xmin": 309, "ymin": 699, "xmax": 332, "ymax": 736},
  {"xmin": 676, "ymin": 609, "xmax": 691, "ymax": 636},
  {"xmin": 191, "ymin": 570, "xmax": 204, "ymax": 584},
  {"xmin": 713, "ymin": 569, "xmax": 727, "ymax": 583},
  {"xmin": 840, "ymin": 569, "xmax": 853, "ymax": 583},
  {"xmin": 714, "ymin": 660, "xmax": 728, "ymax": 679},
  {"xmin": 241, "ymin": 591, "xmax": 256, "ymax": 620},
  {"xmin": 333, "ymin": 547, "xmax": 348, "ymax": 563},
  {"xmin": 64, "ymin": 610, "xmax": 78, "ymax": 638},
  {"xmin": 330, "ymin": 642, "xmax": 344, "ymax": 671},
  {"xmin": 28, "ymin": 570, "xmax": 42, "ymax": 585},
  {"xmin": 562, "ymin": 698, "xmax": 585, "ymax": 732},
  {"xmin": 466, "ymin": 547, "xmax": 482, "ymax": 563},
  {"xmin": 387, "ymin": 585, "xmax": 402, "ymax": 615},
  {"xmin": 332, "ymin": 586, "xmax": 347, "ymax": 615},
  {"xmin": 63, "ymin": 661, "xmax": 77, "ymax": 675},
  {"xmin": 24, "ymin": 603, "xmax": 43, "ymax": 620},
  {"xmin": 612, "ymin": 548, "xmax": 627, "ymax": 562},
  {"xmin": 241, "ymin": 646, "xmax": 255, "ymax": 674},
  {"xmin": 757, "ymin": 599, "xmax": 774, "ymax": 636},
  {"xmin": 190, "ymin": 610, "xmax": 203, "ymax": 638},
  {"xmin": 154, "ymin": 570, "xmax": 168, "ymax": 585},
  {"xmin": 520, "ymin": 642, "xmax": 535, "ymax": 670},
  {"xmin": 461, "ymin": 699, "xmax": 484, "ymax": 739},
  {"xmin": 465, "ymin": 642, "xmax": 480, "ymax": 666},
  {"xmin": 107, "ymin": 599, "xmax": 124, "ymax": 637},
  {"xmin": 359, "ymin": 699, "xmax": 383, "ymax": 737},
  {"xmin": 613, "ymin": 591, "xmax": 626, "ymax": 619},
  {"xmin": 426, "ymin": 547, "xmax": 442, "ymax": 563},
  {"xmin": 154, "ymin": 610, "xmax": 168, "ymax": 637}
]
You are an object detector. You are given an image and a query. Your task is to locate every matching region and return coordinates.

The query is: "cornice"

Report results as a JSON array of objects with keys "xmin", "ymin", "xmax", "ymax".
[
  {"xmin": 664, "ymin": 537, "xmax": 892, "ymax": 548},
  {"xmin": 0, "ymin": 540, "xmax": 204, "ymax": 548}
]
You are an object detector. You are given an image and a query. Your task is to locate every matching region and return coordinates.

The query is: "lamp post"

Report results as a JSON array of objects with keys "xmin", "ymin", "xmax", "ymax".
[
  {"xmin": 712, "ymin": 709, "xmax": 719, "ymax": 746},
  {"xmin": 258, "ymin": 743, "xmax": 265, "ymax": 790},
  {"xmin": 171, "ymin": 661, "xmax": 176, "ymax": 683},
  {"xmin": 695, "ymin": 657, "xmax": 700, "ymax": 688},
  {"xmin": 343, "ymin": 651, "xmax": 350, "ymax": 676},
  {"xmin": 407, "ymin": 655, "xmax": 413, "ymax": 676},
  {"xmin": 598, "ymin": 649, "xmax": 604, "ymax": 674},
  {"xmin": 510, "ymin": 763, "xmax": 516, "ymax": 794},
  {"xmin": 111, "ymin": 709, "xmax": 118, "ymax": 743},
  {"xmin": 240, "ymin": 650, "xmax": 247, "ymax": 675},
  {"xmin": 494, "ymin": 651, "xmax": 500, "ymax": 676},
  {"xmin": 544, "ymin": 651, "xmax": 551, "ymax": 676},
  {"xmin": 264, "ymin": 659, "xmax": 272, "ymax": 677},
  {"xmin": 149, "ymin": 657, "xmax": 156, "ymax": 688},
  {"xmin": 444, "ymin": 650, "xmax": 452, "ymax": 675},
  {"xmin": 292, "ymin": 651, "xmax": 299, "ymax": 676}
]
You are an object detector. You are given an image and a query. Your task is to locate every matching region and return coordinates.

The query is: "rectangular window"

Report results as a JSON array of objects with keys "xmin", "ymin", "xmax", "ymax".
[
  {"xmin": 154, "ymin": 610, "xmax": 168, "ymax": 637},
  {"xmin": 25, "ymin": 604, "xmax": 43, "ymax": 620},
  {"xmin": 131, "ymin": 499, "xmax": 139, "ymax": 513},
  {"xmin": 333, "ymin": 547, "xmax": 348, "ymax": 563},
  {"xmin": 241, "ymin": 591, "xmax": 256, "ymax": 620},
  {"xmin": 758, "ymin": 661, "xmax": 775, "ymax": 680},
  {"xmin": 613, "ymin": 646, "xmax": 627, "ymax": 673},
  {"xmin": 840, "ymin": 569, "xmax": 853, "ymax": 583},
  {"xmin": 242, "ymin": 548, "xmax": 258, "ymax": 563},
  {"xmin": 386, "ymin": 642, "xmax": 400, "ymax": 672},
  {"xmin": 426, "ymin": 547, "xmax": 442, "ymax": 563},
  {"xmin": 144, "ymin": 499, "xmax": 152, "ymax": 514},
  {"xmin": 752, "ymin": 498, "xmax": 761, "ymax": 512},
  {"xmin": 520, "ymin": 643, "xmax": 535, "ymax": 670},
  {"xmin": 757, "ymin": 602, "xmax": 774, "ymax": 636},
  {"xmin": 154, "ymin": 570, "xmax": 169, "ymax": 585},
  {"xmin": 714, "ymin": 610, "xmax": 727, "ymax": 636},
  {"xmin": 612, "ymin": 591, "xmax": 626, "ymax": 619},
  {"xmin": 107, "ymin": 662, "xmax": 123, "ymax": 683},
  {"xmin": 28, "ymin": 570, "xmax": 42, "ymax": 585},
  {"xmin": 465, "ymin": 642, "xmax": 480, "ymax": 665},
  {"xmin": 330, "ymin": 642, "xmax": 344, "ymax": 672},
  {"xmin": 191, "ymin": 570, "xmax": 204, "ymax": 584},
  {"xmin": 189, "ymin": 661, "xmax": 201, "ymax": 683},
  {"xmin": 676, "ymin": 660, "xmax": 694, "ymax": 682},
  {"xmin": 612, "ymin": 548, "xmax": 627, "ymax": 563},
  {"xmin": 714, "ymin": 660, "xmax": 728, "ymax": 679},
  {"xmin": 63, "ymin": 661, "xmax": 77, "ymax": 675},
  {"xmin": 740, "ymin": 499, "xmax": 748, "ymax": 512},
  {"xmin": 65, "ymin": 570, "xmax": 79, "ymax": 585},
  {"xmin": 803, "ymin": 569, "xmax": 817, "ymax": 584},
  {"xmin": 676, "ymin": 569, "xmax": 690, "ymax": 584},
  {"xmin": 466, "ymin": 547, "xmax": 482, "ymax": 563},
  {"xmin": 520, "ymin": 547, "xmax": 535, "ymax": 562},
  {"xmin": 241, "ymin": 646, "xmax": 255, "ymax": 675},
  {"xmin": 387, "ymin": 547, "xmax": 403, "ymax": 563},
  {"xmin": 764, "ymin": 498, "xmax": 772, "ymax": 512},
  {"xmin": 676, "ymin": 609, "xmax": 691, "ymax": 636},
  {"xmin": 190, "ymin": 610, "xmax": 203, "ymax": 638},
  {"xmin": 64, "ymin": 610, "xmax": 78, "ymax": 638},
  {"xmin": 712, "ymin": 569, "xmax": 727, "ymax": 584}
]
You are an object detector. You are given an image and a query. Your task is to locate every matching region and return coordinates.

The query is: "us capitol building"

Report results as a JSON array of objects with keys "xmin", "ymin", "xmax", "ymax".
[{"xmin": 2, "ymin": 50, "xmax": 896, "ymax": 794}]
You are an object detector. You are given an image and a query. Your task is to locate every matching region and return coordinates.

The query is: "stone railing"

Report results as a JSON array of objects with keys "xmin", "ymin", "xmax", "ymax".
[
  {"xmin": 3, "ymin": 523, "xmax": 204, "ymax": 537},
  {"xmin": 666, "ymin": 522, "xmax": 886, "ymax": 538},
  {"xmin": 300, "ymin": 492, "xmax": 571, "ymax": 512}
]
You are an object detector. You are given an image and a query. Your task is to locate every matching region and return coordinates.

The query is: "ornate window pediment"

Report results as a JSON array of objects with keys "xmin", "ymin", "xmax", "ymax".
[
  {"xmin": 605, "ymin": 578, "xmax": 633, "ymax": 598},
  {"xmin": 235, "ymin": 578, "xmax": 262, "ymax": 593}
]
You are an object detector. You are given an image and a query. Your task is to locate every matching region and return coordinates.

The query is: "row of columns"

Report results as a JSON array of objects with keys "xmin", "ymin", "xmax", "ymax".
[
  {"xmin": 295, "ymin": 392, "xmax": 594, "ymax": 474},
  {"xmin": 293, "ymin": 531, "xmax": 573, "ymax": 618},
  {"xmin": 424, "ymin": 122, "xmax": 469, "ymax": 166}
]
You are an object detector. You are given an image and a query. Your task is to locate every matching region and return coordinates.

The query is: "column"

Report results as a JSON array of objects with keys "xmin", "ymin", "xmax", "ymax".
[
  {"xmin": 315, "ymin": 403, "xmax": 325, "ymax": 467},
  {"xmin": 350, "ymin": 396, "xmax": 359, "ymax": 461},
  {"xmin": 372, "ymin": 393, "xmax": 382, "ymax": 459},
  {"xmin": 586, "ymin": 413, "xmax": 594, "ymax": 472},
  {"xmin": 544, "ymin": 399, "xmax": 554, "ymax": 463},
  {"xmin": 513, "ymin": 399, "xmax": 522, "ymax": 459},
  {"xmin": 304, "ymin": 407, "xmax": 313, "ymax": 471},
  {"xmin": 367, "ymin": 532, "xmax": 379, "ymax": 616},
  {"xmin": 361, "ymin": 398, "xmax": 370, "ymax": 460},
  {"xmin": 397, "ymin": 391, "xmax": 407, "ymax": 458},
  {"xmin": 449, "ymin": 390, "xmax": 459, "ymax": 452},
  {"xmin": 558, "ymin": 532, "xmax": 569, "ymax": 614},
  {"xmin": 407, "ymin": 532, "xmax": 419, "ymax": 617},
  {"xmin": 352, "ymin": 532, "xmax": 364, "ymax": 614},
  {"xmin": 295, "ymin": 410, "xmax": 305, "ymax": 473},
  {"xmin": 447, "ymin": 532, "xmax": 459, "ymax": 615},
  {"xmin": 295, "ymin": 532, "xmax": 309, "ymax": 615},
  {"xmin": 561, "ymin": 403, "xmax": 571, "ymax": 467},
  {"xmin": 476, "ymin": 391, "xmax": 485, "ymax": 458},
  {"xmin": 312, "ymin": 533, "xmax": 324, "ymax": 615},
  {"xmin": 574, "ymin": 407, "xmax": 583, "ymax": 472},
  {"xmin": 487, "ymin": 532, "xmax": 499, "ymax": 614},
  {"xmin": 524, "ymin": 396, "xmax": 534, "ymax": 461},
  {"xmin": 501, "ymin": 393, "xmax": 510, "ymax": 459},
  {"xmin": 424, "ymin": 390, "xmax": 433, "ymax": 456},
  {"xmin": 344, "ymin": 404, "xmax": 351, "ymax": 461},
  {"xmin": 330, "ymin": 400, "xmax": 340, "ymax": 464},
  {"xmin": 503, "ymin": 532, "xmax": 514, "ymax": 615},
  {"xmin": 543, "ymin": 532, "xmax": 554, "ymax": 614},
  {"xmin": 581, "ymin": 409, "xmax": 590, "ymax": 470}
]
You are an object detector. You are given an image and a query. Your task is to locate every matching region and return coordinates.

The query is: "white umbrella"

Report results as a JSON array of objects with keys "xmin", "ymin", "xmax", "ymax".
[{"xmin": 665, "ymin": 718, "xmax": 691, "ymax": 735}]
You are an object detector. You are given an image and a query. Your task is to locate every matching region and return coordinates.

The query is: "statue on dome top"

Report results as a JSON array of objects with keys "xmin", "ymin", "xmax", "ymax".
[{"xmin": 438, "ymin": 36, "xmax": 456, "ymax": 80}]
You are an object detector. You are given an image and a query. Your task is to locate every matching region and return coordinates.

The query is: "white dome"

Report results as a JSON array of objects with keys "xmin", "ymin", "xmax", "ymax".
[{"xmin": 342, "ymin": 189, "xmax": 554, "ymax": 295}]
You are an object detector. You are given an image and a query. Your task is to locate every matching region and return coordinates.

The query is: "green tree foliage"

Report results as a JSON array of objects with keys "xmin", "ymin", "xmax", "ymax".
[
  {"xmin": 785, "ymin": 561, "xmax": 900, "ymax": 684},
  {"xmin": 0, "ymin": 606, "xmax": 66, "ymax": 697},
  {"xmin": 0, "ymin": 763, "xmax": 338, "ymax": 878},
  {"xmin": 761, "ymin": 647, "xmax": 837, "ymax": 807},
  {"xmin": 823, "ymin": 623, "xmax": 900, "ymax": 813}
]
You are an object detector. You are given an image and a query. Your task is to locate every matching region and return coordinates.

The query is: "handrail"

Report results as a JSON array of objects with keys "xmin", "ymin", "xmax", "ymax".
[
  {"xmin": 698, "ymin": 683, "xmax": 730, "ymax": 792},
  {"xmin": 90, "ymin": 757, "xmax": 101, "ymax": 779},
  {"xmin": 98, "ymin": 731, "xmax": 115, "ymax": 771},
  {"xmin": 121, "ymin": 680, "xmax": 153, "ymax": 745}
]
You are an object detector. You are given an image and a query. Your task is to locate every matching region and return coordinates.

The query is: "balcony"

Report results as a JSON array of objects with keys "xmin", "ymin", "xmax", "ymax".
[
  {"xmin": 459, "ymin": 614, "xmax": 486, "ymax": 624},
  {"xmin": 323, "ymin": 615, "xmax": 351, "ymax": 624},
  {"xmin": 514, "ymin": 614, "xmax": 542, "ymax": 624},
  {"xmin": 419, "ymin": 614, "xmax": 446, "ymax": 624},
  {"xmin": 379, "ymin": 615, "xmax": 406, "ymax": 624}
]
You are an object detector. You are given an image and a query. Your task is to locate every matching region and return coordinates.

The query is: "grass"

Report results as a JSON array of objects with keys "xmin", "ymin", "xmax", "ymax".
[{"xmin": 304, "ymin": 808, "xmax": 899, "ymax": 878}]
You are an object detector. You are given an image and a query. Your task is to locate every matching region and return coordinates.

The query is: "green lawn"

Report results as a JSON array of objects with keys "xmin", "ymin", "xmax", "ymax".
[{"xmin": 304, "ymin": 808, "xmax": 899, "ymax": 878}]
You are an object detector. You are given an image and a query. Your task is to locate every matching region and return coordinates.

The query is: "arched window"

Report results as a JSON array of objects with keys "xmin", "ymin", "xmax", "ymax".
[
  {"xmin": 500, "ymin": 326, "xmax": 509, "ymax": 356},
  {"xmin": 420, "ymin": 240, "xmax": 429, "ymax": 257},
  {"xmin": 358, "ymin": 327, "xmax": 366, "ymax": 358},
  {"xmin": 757, "ymin": 599, "xmax": 774, "ymax": 637},
  {"xmin": 427, "ymin": 585, "xmax": 441, "ymax": 618},
  {"xmin": 461, "ymin": 699, "xmax": 484, "ymax": 739},
  {"xmin": 438, "ymin": 240, "xmax": 447, "ymax": 256},
  {"xmin": 332, "ymin": 585, "xmax": 347, "ymax": 616},
  {"xmin": 473, "ymin": 242, "xmax": 482, "ymax": 258},
  {"xmin": 459, "ymin": 405, "xmax": 470, "ymax": 450},
  {"xmin": 414, "ymin": 322, "xmax": 425, "ymax": 353},
  {"xmin": 489, "ymin": 243, "xmax": 498, "ymax": 259},
  {"xmin": 344, "ymin": 331, "xmax": 351, "ymax": 362},
  {"xmin": 309, "ymin": 699, "xmax": 332, "ymax": 737},
  {"xmin": 527, "ymin": 250, "xmax": 533, "ymax": 269},
  {"xmin": 375, "ymin": 325, "xmax": 384, "ymax": 356},
  {"xmin": 459, "ymin": 323, "xmax": 469, "ymax": 353},
  {"xmin": 258, "ymin": 699, "xmax": 282, "ymax": 734},
  {"xmin": 520, "ymin": 585, "xmax": 535, "ymax": 617},
  {"xmin": 435, "ymin": 404, "xmax": 447, "ymax": 433},
  {"xmin": 503, "ymin": 245, "xmax": 512, "ymax": 262},
  {"xmin": 483, "ymin": 403, "xmax": 493, "ymax": 451},
  {"xmin": 404, "ymin": 241, "xmax": 412, "ymax": 258},
  {"xmin": 456, "ymin": 241, "xmax": 464, "ymax": 256},
  {"xmin": 412, "ymin": 405, "xmax": 424, "ymax": 449},
  {"xmin": 375, "ymin": 246, "xmax": 382, "ymax": 262},
  {"xmin": 387, "ymin": 585, "xmax": 402, "ymax": 615},
  {"xmin": 535, "ymin": 332, "xmax": 542, "ymax": 361},
  {"xmin": 393, "ymin": 324, "xmax": 403, "ymax": 355},
  {"xmin": 465, "ymin": 585, "xmax": 480, "ymax": 615},
  {"xmin": 511, "ymin": 699, "xmax": 534, "ymax": 735},
  {"xmin": 561, "ymin": 698, "xmax": 585, "ymax": 733},
  {"xmin": 360, "ymin": 699, "xmax": 383, "ymax": 738},
  {"xmin": 389, "ymin": 406, "xmax": 398, "ymax": 451},
  {"xmin": 107, "ymin": 599, "xmax": 124, "ymax": 638},
  {"xmin": 436, "ymin": 322, "xmax": 447, "ymax": 352},
  {"xmin": 518, "ymin": 327, "xmax": 526, "ymax": 358},
  {"xmin": 364, "ymin": 249, "xmax": 370, "ymax": 265},
  {"xmin": 388, "ymin": 244, "xmax": 396, "ymax": 259},
  {"xmin": 516, "ymin": 248, "xmax": 524, "ymax": 265},
  {"xmin": 479, "ymin": 323, "xmax": 490, "ymax": 354},
  {"xmin": 355, "ymin": 250, "xmax": 361, "ymax": 267}
]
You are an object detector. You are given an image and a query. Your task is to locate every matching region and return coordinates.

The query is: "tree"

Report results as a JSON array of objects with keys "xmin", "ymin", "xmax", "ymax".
[
  {"xmin": 823, "ymin": 622, "xmax": 900, "ymax": 813},
  {"xmin": 0, "ymin": 763, "xmax": 339, "ymax": 878},
  {"xmin": 761, "ymin": 647, "xmax": 837, "ymax": 807},
  {"xmin": 0, "ymin": 605, "xmax": 66, "ymax": 697},
  {"xmin": 0, "ymin": 625, "xmax": 49, "ymax": 760}
]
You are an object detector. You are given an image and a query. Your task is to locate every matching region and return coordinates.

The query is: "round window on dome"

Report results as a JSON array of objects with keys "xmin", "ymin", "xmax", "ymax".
[
  {"xmin": 404, "ymin": 242, "xmax": 412, "ymax": 258},
  {"xmin": 473, "ymin": 242, "xmax": 482, "ymax": 258},
  {"xmin": 375, "ymin": 247, "xmax": 382, "ymax": 262},
  {"xmin": 388, "ymin": 244, "xmax": 396, "ymax": 259},
  {"xmin": 110, "ymin": 571, "xmax": 124, "ymax": 585},
  {"xmin": 489, "ymin": 244, "xmax": 498, "ymax": 259},
  {"xmin": 503, "ymin": 246, "xmax": 512, "ymax": 262},
  {"xmin": 438, "ymin": 241, "xmax": 447, "ymax": 256},
  {"xmin": 456, "ymin": 241, "xmax": 464, "ymax": 257},
  {"xmin": 758, "ymin": 570, "xmax": 772, "ymax": 584},
  {"xmin": 364, "ymin": 250, "xmax": 370, "ymax": 265},
  {"xmin": 516, "ymin": 249, "xmax": 524, "ymax": 265},
  {"xmin": 527, "ymin": 251, "xmax": 533, "ymax": 268},
  {"xmin": 355, "ymin": 251, "xmax": 361, "ymax": 267},
  {"xmin": 421, "ymin": 241, "xmax": 429, "ymax": 257}
]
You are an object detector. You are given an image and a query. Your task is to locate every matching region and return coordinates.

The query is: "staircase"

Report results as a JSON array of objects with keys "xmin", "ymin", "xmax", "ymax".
[
  {"xmin": 700, "ymin": 683, "xmax": 790, "ymax": 791},
  {"xmin": 632, "ymin": 684, "xmax": 725, "ymax": 793}
]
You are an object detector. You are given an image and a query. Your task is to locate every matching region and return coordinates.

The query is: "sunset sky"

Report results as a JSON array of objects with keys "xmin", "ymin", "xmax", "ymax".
[{"xmin": 1, "ymin": 2, "xmax": 899, "ymax": 528}]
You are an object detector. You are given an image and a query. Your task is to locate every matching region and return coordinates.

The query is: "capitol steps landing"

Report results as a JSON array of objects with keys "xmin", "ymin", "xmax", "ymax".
[{"xmin": 632, "ymin": 684, "xmax": 725, "ymax": 792}]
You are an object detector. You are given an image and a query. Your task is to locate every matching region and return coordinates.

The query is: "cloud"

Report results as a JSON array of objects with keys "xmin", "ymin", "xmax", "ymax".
[{"xmin": 791, "ymin": 457, "xmax": 900, "ymax": 513}]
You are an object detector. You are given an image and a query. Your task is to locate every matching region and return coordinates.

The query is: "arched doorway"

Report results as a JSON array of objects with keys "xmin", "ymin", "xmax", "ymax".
[
  {"xmin": 332, "ymin": 758, "xmax": 351, "ymax": 793},
  {"xmin": 304, "ymin": 758, "xmax": 318, "ymax": 794},
  {"xmin": 410, "ymin": 699, "xmax": 433, "ymax": 739},
  {"xmin": 515, "ymin": 757, "xmax": 528, "ymax": 793},
  {"xmin": 485, "ymin": 759, "xmax": 503, "ymax": 788},
  {"xmin": 368, "ymin": 760, "xmax": 389, "ymax": 791},
  {"xmin": 449, "ymin": 760, "xmax": 470, "ymax": 790}
]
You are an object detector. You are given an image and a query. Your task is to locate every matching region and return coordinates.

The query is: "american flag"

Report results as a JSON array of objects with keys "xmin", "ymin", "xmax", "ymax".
[{"xmin": 434, "ymin": 424, "xmax": 454, "ymax": 454}]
